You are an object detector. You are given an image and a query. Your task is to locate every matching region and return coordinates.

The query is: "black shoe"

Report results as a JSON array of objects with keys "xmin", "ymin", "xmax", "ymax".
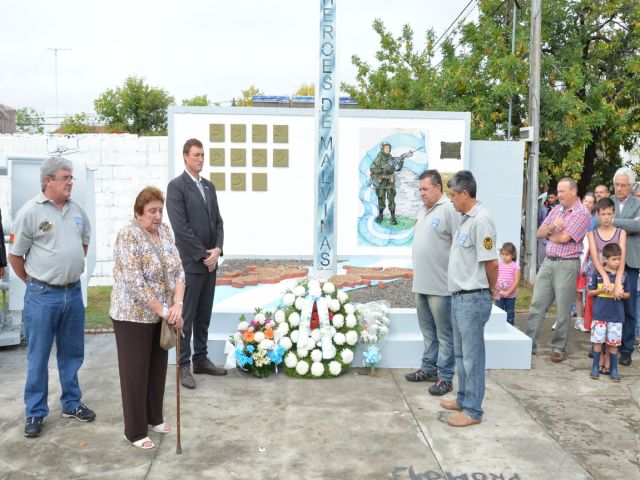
[
  {"xmin": 404, "ymin": 369, "xmax": 438, "ymax": 382},
  {"xmin": 61, "ymin": 403, "xmax": 96, "ymax": 422},
  {"xmin": 619, "ymin": 355, "xmax": 632, "ymax": 366},
  {"xmin": 193, "ymin": 358, "xmax": 227, "ymax": 376},
  {"xmin": 180, "ymin": 366, "xmax": 196, "ymax": 389},
  {"xmin": 588, "ymin": 350, "xmax": 594, "ymax": 359},
  {"xmin": 428, "ymin": 379, "xmax": 453, "ymax": 396},
  {"xmin": 24, "ymin": 417, "xmax": 43, "ymax": 438}
]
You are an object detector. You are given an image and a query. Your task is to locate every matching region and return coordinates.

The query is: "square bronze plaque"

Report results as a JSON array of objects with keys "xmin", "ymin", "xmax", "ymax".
[
  {"xmin": 231, "ymin": 173, "xmax": 246, "ymax": 191},
  {"xmin": 252, "ymin": 173, "xmax": 268, "ymax": 191},
  {"xmin": 230, "ymin": 148, "xmax": 246, "ymax": 167},
  {"xmin": 273, "ymin": 149, "xmax": 289, "ymax": 167},
  {"xmin": 252, "ymin": 149, "xmax": 267, "ymax": 167},
  {"xmin": 209, "ymin": 148, "xmax": 225, "ymax": 166},
  {"xmin": 252, "ymin": 124, "xmax": 267, "ymax": 143},
  {"xmin": 230, "ymin": 124, "xmax": 247, "ymax": 143},
  {"xmin": 210, "ymin": 172, "xmax": 225, "ymax": 191},
  {"xmin": 273, "ymin": 124, "xmax": 289, "ymax": 143},
  {"xmin": 209, "ymin": 124, "xmax": 224, "ymax": 142}
]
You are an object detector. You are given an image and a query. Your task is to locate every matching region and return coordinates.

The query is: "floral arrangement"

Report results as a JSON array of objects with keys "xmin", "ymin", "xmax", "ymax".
[
  {"xmin": 229, "ymin": 309, "xmax": 286, "ymax": 378},
  {"xmin": 358, "ymin": 301, "xmax": 391, "ymax": 375},
  {"xmin": 276, "ymin": 280, "xmax": 360, "ymax": 379}
]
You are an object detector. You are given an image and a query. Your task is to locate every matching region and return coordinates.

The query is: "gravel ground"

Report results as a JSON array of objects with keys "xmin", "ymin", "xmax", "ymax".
[{"xmin": 220, "ymin": 258, "xmax": 415, "ymax": 308}]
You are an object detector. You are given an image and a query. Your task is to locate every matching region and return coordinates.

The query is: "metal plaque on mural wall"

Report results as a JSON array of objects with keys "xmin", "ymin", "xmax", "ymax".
[{"xmin": 314, "ymin": 0, "xmax": 337, "ymax": 278}]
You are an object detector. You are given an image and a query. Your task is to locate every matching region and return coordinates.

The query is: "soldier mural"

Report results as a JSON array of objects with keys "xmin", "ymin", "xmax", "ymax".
[{"xmin": 370, "ymin": 143, "xmax": 415, "ymax": 224}]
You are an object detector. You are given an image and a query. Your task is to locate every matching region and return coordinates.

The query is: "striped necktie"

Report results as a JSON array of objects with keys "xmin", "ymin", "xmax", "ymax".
[{"xmin": 196, "ymin": 180, "xmax": 206, "ymax": 202}]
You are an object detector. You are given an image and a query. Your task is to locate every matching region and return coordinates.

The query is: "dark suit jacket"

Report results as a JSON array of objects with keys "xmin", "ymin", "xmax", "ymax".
[
  {"xmin": 613, "ymin": 195, "xmax": 640, "ymax": 269},
  {"xmin": 166, "ymin": 171, "xmax": 224, "ymax": 274},
  {"xmin": 0, "ymin": 208, "xmax": 6, "ymax": 268}
]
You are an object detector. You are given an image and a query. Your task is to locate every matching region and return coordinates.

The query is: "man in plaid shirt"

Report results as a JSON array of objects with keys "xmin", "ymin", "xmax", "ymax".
[{"xmin": 526, "ymin": 177, "xmax": 591, "ymax": 362}]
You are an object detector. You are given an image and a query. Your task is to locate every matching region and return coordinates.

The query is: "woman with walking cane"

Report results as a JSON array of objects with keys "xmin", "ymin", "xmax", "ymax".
[{"xmin": 110, "ymin": 186, "xmax": 185, "ymax": 450}]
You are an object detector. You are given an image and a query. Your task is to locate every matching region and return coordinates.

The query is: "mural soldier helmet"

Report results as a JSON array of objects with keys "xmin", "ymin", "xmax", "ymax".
[{"xmin": 381, "ymin": 142, "xmax": 391, "ymax": 150}]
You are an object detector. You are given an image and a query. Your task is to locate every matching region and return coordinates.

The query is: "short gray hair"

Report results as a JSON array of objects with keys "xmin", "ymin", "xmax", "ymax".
[
  {"xmin": 613, "ymin": 166, "xmax": 635, "ymax": 186},
  {"xmin": 41, "ymin": 156, "xmax": 73, "ymax": 191},
  {"xmin": 447, "ymin": 170, "xmax": 477, "ymax": 198}
]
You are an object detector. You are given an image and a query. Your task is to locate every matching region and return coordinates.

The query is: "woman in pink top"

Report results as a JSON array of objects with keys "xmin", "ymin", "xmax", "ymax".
[{"xmin": 496, "ymin": 242, "xmax": 521, "ymax": 325}]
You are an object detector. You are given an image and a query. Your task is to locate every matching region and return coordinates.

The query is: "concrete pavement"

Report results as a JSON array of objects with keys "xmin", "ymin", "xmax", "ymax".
[{"xmin": 0, "ymin": 314, "xmax": 638, "ymax": 479}]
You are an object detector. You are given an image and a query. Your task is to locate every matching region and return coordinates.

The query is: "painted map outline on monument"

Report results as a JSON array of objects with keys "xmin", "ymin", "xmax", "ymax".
[{"xmin": 357, "ymin": 128, "xmax": 428, "ymax": 247}]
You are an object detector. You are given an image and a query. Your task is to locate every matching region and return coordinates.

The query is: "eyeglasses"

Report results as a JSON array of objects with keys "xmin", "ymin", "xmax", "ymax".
[{"xmin": 51, "ymin": 175, "xmax": 74, "ymax": 182}]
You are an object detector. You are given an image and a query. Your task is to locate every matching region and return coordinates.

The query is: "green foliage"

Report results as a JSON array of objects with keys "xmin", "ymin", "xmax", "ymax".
[
  {"xmin": 343, "ymin": 0, "xmax": 640, "ymax": 193},
  {"xmin": 235, "ymin": 85, "xmax": 264, "ymax": 106},
  {"xmin": 59, "ymin": 113, "xmax": 92, "ymax": 134},
  {"xmin": 182, "ymin": 94, "xmax": 209, "ymax": 106},
  {"xmin": 93, "ymin": 76, "xmax": 175, "ymax": 135},
  {"xmin": 16, "ymin": 107, "xmax": 45, "ymax": 134},
  {"xmin": 293, "ymin": 83, "xmax": 315, "ymax": 97}
]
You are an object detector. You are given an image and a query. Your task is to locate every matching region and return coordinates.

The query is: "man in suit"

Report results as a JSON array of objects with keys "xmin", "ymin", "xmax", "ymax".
[
  {"xmin": 611, "ymin": 167, "xmax": 640, "ymax": 366},
  {"xmin": 167, "ymin": 138, "xmax": 226, "ymax": 389}
]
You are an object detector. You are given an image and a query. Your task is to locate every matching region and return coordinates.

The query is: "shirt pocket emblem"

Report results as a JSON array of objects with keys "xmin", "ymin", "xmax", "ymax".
[
  {"xmin": 75, "ymin": 216, "xmax": 84, "ymax": 229},
  {"xmin": 431, "ymin": 218, "xmax": 440, "ymax": 229},
  {"xmin": 458, "ymin": 233, "xmax": 469, "ymax": 245},
  {"xmin": 38, "ymin": 220, "xmax": 53, "ymax": 234}
]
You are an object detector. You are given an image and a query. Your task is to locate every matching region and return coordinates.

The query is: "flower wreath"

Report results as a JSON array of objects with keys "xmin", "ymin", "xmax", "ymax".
[
  {"xmin": 276, "ymin": 280, "xmax": 360, "ymax": 379},
  {"xmin": 230, "ymin": 310, "xmax": 286, "ymax": 378}
]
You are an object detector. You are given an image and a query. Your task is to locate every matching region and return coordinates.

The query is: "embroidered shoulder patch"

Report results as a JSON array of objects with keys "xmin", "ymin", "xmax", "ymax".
[{"xmin": 483, "ymin": 237, "xmax": 494, "ymax": 250}]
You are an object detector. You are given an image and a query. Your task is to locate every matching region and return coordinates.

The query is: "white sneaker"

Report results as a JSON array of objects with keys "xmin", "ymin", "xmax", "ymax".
[
  {"xmin": 551, "ymin": 321, "xmax": 557, "ymax": 330},
  {"xmin": 574, "ymin": 317, "xmax": 585, "ymax": 331}
]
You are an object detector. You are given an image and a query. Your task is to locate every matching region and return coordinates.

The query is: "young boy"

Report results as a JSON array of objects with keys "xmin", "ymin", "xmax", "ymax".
[{"xmin": 587, "ymin": 242, "xmax": 629, "ymax": 381}]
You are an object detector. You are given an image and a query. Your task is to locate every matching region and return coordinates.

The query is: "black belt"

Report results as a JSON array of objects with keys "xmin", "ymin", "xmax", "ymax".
[
  {"xmin": 453, "ymin": 288, "xmax": 490, "ymax": 295},
  {"xmin": 546, "ymin": 256, "xmax": 580, "ymax": 261},
  {"xmin": 28, "ymin": 277, "xmax": 79, "ymax": 289}
]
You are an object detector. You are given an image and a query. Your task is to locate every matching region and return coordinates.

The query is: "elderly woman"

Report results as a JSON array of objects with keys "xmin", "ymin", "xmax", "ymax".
[{"xmin": 110, "ymin": 186, "xmax": 185, "ymax": 450}]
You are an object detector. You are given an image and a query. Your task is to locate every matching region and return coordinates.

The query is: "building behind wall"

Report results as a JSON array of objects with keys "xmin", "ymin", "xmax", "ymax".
[{"xmin": 0, "ymin": 104, "xmax": 16, "ymax": 134}]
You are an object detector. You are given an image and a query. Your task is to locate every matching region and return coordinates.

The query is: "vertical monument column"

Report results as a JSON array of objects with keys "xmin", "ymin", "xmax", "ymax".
[{"xmin": 314, "ymin": 0, "xmax": 337, "ymax": 279}]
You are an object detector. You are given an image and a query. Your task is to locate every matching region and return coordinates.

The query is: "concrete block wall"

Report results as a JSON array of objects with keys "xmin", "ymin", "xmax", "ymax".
[{"xmin": 0, "ymin": 133, "xmax": 170, "ymax": 285}]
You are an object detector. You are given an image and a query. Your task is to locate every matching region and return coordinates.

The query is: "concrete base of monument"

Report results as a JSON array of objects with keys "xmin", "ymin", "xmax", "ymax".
[{"xmin": 169, "ymin": 283, "xmax": 532, "ymax": 370}]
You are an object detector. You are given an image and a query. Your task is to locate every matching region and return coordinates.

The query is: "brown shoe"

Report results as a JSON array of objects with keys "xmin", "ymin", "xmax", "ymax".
[
  {"xmin": 550, "ymin": 351, "xmax": 565, "ymax": 363},
  {"xmin": 193, "ymin": 358, "xmax": 227, "ymax": 376},
  {"xmin": 447, "ymin": 412, "xmax": 481, "ymax": 427},
  {"xmin": 440, "ymin": 399, "xmax": 462, "ymax": 411},
  {"xmin": 180, "ymin": 366, "xmax": 196, "ymax": 389}
]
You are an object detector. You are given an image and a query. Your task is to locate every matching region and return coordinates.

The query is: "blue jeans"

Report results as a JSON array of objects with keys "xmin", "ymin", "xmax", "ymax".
[
  {"xmin": 23, "ymin": 279, "xmax": 85, "ymax": 418},
  {"xmin": 451, "ymin": 290, "xmax": 492, "ymax": 421},
  {"xmin": 415, "ymin": 293, "xmax": 454, "ymax": 381},
  {"xmin": 495, "ymin": 297, "xmax": 516, "ymax": 325},
  {"xmin": 620, "ymin": 265, "xmax": 638, "ymax": 358}
]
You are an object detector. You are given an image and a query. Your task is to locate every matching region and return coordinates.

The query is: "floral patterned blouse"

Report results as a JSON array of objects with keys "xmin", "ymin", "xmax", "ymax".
[{"xmin": 109, "ymin": 221, "xmax": 185, "ymax": 324}]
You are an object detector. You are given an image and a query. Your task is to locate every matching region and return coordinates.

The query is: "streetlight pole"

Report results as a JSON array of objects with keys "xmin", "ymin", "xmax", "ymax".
[
  {"xmin": 45, "ymin": 48, "xmax": 72, "ymax": 117},
  {"xmin": 523, "ymin": 0, "xmax": 542, "ymax": 284},
  {"xmin": 506, "ymin": 0, "xmax": 520, "ymax": 140}
]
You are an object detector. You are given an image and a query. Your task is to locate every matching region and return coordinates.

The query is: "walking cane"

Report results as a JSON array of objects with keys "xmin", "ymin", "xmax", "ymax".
[{"xmin": 175, "ymin": 327, "xmax": 182, "ymax": 454}]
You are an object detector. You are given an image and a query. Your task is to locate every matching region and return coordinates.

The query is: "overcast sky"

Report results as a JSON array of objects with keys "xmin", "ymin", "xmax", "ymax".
[{"xmin": 1, "ymin": 0, "xmax": 478, "ymax": 121}]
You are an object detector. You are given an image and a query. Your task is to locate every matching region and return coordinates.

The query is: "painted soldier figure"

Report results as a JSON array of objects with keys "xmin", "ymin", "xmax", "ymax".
[{"xmin": 370, "ymin": 142, "xmax": 409, "ymax": 225}]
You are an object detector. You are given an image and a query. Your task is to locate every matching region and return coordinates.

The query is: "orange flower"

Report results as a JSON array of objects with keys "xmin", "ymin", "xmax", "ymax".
[
  {"xmin": 243, "ymin": 331, "xmax": 254, "ymax": 343},
  {"xmin": 264, "ymin": 328, "xmax": 274, "ymax": 339}
]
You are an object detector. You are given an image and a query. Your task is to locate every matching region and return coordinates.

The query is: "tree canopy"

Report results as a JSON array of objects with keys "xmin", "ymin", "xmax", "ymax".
[
  {"xmin": 94, "ymin": 76, "xmax": 174, "ymax": 135},
  {"xmin": 182, "ymin": 94, "xmax": 210, "ymax": 106},
  {"xmin": 58, "ymin": 113, "xmax": 92, "ymax": 134},
  {"xmin": 16, "ymin": 107, "xmax": 45, "ymax": 134},
  {"xmin": 235, "ymin": 85, "xmax": 264, "ymax": 106},
  {"xmin": 343, "ymin": 0, "xmax": 640, "ymax": 193}
]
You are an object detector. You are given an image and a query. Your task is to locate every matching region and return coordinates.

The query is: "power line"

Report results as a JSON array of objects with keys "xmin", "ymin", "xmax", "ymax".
[{"xmin": 433, "ymin": 0, "xmax": 478, "ymax": 50}]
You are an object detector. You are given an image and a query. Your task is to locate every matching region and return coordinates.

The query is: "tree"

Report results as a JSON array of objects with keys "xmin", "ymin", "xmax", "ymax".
[
  {"xmin": 343, "ymin": 0, "xmax": 640, "ymax": 193},
  {"xmin": 94, "ymin": 76, "xmax": 175, "ymax": 135},
  {"xmin": 293, "ymin": 83, "xmax": 315, "ymax": 97},
  {"xmin": 182, "ymin": 94, "xmax": 210, "ymax": 106},
  {"xmin": 16, "ymin": 107, "xmax": 45, "ymax": 134},
  {"xmin": 58, "ymin": 113, "xmax": 92, "ymax": 134},
  {"xmin": 235, "ymin": 85, "xmax": 264, "ymax": 106}
]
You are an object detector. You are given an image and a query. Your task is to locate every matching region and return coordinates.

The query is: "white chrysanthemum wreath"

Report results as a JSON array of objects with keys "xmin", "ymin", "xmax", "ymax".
[{"xmin": 275, "ymin": 280, "xmax": 360, "ymax": 379}]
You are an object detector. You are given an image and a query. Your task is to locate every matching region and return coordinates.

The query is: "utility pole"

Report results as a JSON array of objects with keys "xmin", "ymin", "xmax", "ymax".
[
  {"xmin": 523, "ymin": 0, "xmax": 542, "ymax": 284},
  {"xmin": 45, "ymin": 48, "xmax": 72, "ymax": 117},
  {"xmin": 506, "ymin": 0, "xmax": 520, "ymax": 140}
]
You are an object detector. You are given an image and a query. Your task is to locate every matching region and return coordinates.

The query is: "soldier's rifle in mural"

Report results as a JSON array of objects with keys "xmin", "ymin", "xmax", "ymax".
[{"xmin": 368, "ymin": 148, "xmax": 416, "ymax": 188}]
